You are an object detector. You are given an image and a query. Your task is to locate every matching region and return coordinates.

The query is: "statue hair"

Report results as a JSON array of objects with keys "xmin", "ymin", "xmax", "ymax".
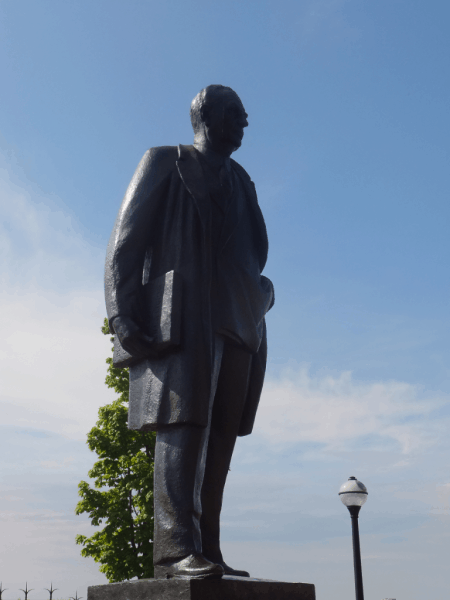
[{"xmin": 190, "ymin": 84, "xmax": 236, "ymax": 133}]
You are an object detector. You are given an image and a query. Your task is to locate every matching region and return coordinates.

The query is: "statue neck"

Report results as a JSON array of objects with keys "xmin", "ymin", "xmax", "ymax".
[{"xmin": 193, "ymin": 134, "xmax": 231, "ymax": 171}]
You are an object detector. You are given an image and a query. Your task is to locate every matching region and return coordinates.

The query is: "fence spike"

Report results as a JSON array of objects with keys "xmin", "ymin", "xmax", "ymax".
[{"xmin": 44, "ymin": 583, "xmax": 58, "ymax": 600}]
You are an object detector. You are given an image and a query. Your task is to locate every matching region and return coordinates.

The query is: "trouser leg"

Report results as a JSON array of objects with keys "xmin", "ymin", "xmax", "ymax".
[
  {"xmin": 153, "ymin": 337, "xmax": 224, "ymax": 566},
  {"xmin": 153, "ymin": 424, "xmax": 208, "ymax": 564},
  {"xmin": 200, "ymin": 343, "xmax": 252, "ymax": 563}
]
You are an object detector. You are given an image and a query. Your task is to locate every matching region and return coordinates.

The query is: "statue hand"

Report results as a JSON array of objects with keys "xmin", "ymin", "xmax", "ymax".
[
  {"xmin": 261, "ymin": 275, "xmax": 275, "ymax": 310},
  {"xmin": 112, "ymin": 316, "xmax": 157, "ymax": 358}
]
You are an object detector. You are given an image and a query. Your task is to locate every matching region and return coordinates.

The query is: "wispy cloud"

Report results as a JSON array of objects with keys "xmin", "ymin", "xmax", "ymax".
[
  {"xmin": 0, "ymin": 152, "xmax": 111, "ymax": 596},
  {"xmin": 1, "ymin": 289, "xmax": 113, "ymax": 439},
  {"xmin": 0, "ymin": 493, "xmax": 107, "ymax": 596},
  {"xmin": 256, "ymin": 366, "xmax": 448, "ymax": 454},
  {"xmin": 0, "ymin": 151, "xmax": 112, "ymax": 440},
  {"xmin": 0, "ymin": 156, "xmax": 103, "ymax": 291}
]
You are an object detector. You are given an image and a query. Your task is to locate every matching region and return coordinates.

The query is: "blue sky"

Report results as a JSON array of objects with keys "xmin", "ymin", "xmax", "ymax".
[{"xmin": 1, "ymin": 1, "xmax": 450, "ymax": 599}]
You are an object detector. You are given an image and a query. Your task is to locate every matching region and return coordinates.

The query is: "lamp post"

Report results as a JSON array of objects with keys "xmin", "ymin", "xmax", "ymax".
[{"xmin": 339, "ymin": 476, "xmax": 368, "ymax": 600}]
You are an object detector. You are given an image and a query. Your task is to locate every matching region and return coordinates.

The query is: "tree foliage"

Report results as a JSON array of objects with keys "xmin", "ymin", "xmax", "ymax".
[{"xmin": 75, "ymin": 319, "xmax": 156, "ymax": 582}]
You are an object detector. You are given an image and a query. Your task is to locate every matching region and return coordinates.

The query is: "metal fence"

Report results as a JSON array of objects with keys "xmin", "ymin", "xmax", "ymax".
[{"xmin": 0, "ymin": 583, "xmax": 82, "ymax": 600}]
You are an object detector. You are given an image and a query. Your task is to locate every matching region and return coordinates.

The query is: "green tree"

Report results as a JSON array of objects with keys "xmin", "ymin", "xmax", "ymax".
[{"xmin": 75, "ymin": 319, "xmax": 156, "ymax": 582}]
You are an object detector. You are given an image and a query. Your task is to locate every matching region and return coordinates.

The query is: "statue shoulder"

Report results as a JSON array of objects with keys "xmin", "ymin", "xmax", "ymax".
[
  {"xmin": 131, "ymin": 146, "xmax": 179, "ymax": 191},
  {"xmin": 140, "ymin": 145, "xmax": 179, "ymax": 172}
]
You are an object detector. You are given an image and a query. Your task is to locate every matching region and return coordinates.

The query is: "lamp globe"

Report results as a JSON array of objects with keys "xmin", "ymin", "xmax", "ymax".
[{"xmin": 339, "ymin": 476, "xmax": 368, "ymax": 508}]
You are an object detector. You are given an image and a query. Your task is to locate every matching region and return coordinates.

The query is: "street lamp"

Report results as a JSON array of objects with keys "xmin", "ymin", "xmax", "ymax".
[{"xmin": 339, "ymin": 476, "xmax": 368, "ymax": 600}]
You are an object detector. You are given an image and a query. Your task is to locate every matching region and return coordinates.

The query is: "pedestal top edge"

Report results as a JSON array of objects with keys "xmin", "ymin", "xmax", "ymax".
[{"xmin": 88, "ymin": 577, "xmax": 314, "ymax": 588}]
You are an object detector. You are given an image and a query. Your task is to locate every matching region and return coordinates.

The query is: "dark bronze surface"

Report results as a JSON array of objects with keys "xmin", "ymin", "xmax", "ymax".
[
  {"xmin": 87, "ymin": 577, "xmax": 316, "ymax": 600},
  {"xmin": 104, "ymin": 85, "xmax": 275, "ymax": 577}
]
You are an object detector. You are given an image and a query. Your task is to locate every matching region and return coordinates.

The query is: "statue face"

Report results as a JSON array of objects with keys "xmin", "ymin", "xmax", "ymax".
[{"xmin": 204, "ymin": 90, "xmax": 248, "ymax": 155}]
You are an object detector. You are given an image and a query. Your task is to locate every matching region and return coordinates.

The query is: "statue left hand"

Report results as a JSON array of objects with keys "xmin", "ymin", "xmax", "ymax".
[{"xmin": 112, "ymin": 315, "xmax": 157, "ymax": 358}]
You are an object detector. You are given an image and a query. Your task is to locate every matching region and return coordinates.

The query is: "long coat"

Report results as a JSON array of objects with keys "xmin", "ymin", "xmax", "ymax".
[{"xmin": 104, "ymin": 144, "xmax": 272, "ymax": 436}]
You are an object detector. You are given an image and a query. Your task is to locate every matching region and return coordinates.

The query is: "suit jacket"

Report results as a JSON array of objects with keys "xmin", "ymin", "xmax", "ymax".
[{"xmin": 104, "ymin": 144, "xmax": 273, "ymax": 436}]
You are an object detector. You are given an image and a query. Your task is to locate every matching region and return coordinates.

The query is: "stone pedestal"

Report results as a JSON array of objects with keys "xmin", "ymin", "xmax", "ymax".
[{"xmin": 87, "ymin": 576, "xmax": 315, "ymax": 600}]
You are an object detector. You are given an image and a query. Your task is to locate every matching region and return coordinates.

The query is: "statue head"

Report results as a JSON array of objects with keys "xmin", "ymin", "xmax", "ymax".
[{"xmin": 190, "ymin": 85, "xmax": 248, "ymax": 156}]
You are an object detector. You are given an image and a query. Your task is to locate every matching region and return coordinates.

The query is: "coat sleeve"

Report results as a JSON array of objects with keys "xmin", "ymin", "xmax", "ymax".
[{"xmin": 104, "ymin": 146, "xmax": 178, "ymax": 331}]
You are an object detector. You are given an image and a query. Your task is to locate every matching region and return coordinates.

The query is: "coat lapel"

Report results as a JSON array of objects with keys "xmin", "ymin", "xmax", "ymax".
[
  {"xmin": 176, "ymin": 145, "xmax": 210, "ymax": 232},
  {"xmin": 176, "ymin": 146, "xmax": 269, "ymax": 272}
]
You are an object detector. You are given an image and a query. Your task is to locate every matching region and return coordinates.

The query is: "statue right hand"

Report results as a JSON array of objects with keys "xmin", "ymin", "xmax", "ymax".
[{"xmin": 112, "ymin": 316, "xmax": 157, "ymax": 358}]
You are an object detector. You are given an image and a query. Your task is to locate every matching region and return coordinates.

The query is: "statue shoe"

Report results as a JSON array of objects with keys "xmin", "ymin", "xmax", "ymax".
[
  {"xmin": 154, "ymin": 554, "xmax": 224, "ymax": 580},
  {"xmin": 220, "ymin": 562, "xmax": 250, "ymax": 577},
  {"xmin": 202, "ymin": 553, "xmax": 250, "ymax": 577}
]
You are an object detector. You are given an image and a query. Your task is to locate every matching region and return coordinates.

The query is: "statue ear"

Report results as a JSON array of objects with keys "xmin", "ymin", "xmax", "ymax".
[{"xmin": 200, "ymin": 104, "xmax": 210, "ymax": 128}]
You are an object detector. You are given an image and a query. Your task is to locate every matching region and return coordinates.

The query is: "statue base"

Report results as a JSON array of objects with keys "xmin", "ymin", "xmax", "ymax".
[{"xmin": 87, "ymin": 575, "xmax": 315, "ymax": 600}]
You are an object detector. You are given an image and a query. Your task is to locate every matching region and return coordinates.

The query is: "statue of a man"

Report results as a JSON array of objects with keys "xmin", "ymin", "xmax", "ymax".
[{"xmin": 105, "ymin": 85, "xmax": 274, "ymax": 580}]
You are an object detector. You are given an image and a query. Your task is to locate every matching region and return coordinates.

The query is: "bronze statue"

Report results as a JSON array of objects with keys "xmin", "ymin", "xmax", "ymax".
[{"xmin": 105, "ymin": 85, "xmax": 274, "ymax": 580}]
